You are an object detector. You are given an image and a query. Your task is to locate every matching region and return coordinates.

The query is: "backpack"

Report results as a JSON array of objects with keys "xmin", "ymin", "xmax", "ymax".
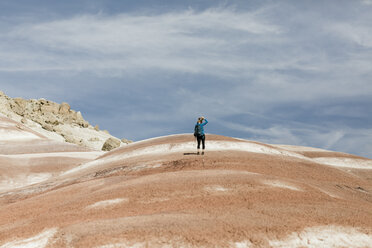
[{"xmin": 194, "ymin": 124, "xmax": 201, "ymax": 137}]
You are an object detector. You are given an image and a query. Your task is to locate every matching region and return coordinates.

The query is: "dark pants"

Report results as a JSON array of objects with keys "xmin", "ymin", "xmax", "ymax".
[{"xmin": 197, "ymin": 134, "xmax": 205, "ymax": 149}]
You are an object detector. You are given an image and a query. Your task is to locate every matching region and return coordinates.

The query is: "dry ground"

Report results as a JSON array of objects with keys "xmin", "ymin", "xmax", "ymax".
[{"xmin": 0, "ymin": 116, "xmax": 371, "ymax": 247}]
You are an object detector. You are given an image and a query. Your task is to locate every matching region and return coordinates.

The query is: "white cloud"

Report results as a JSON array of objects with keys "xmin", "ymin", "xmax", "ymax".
[
  {"xmin": 219, "ymin": 117, "xmax": 372, "ymax": 158},
  {"xmin": 362, "ymin": 0, "xmax": 372, "ymax": 5},
  {"xmin": 2, "ymin": 6, "xmax": 371, "ymax": 101},
  {"xmin": 328, "ymin": 23, "xmax": 372, "ymax": 48},
  {"xmin": 1, "ymin": 8, "xmax": 282, "ymax": 75}
]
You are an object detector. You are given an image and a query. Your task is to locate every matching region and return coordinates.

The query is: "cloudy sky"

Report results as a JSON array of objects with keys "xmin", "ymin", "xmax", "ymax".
[{"xmin": 1, "ymin": 0, "xmax": 371, "ymax": 157}]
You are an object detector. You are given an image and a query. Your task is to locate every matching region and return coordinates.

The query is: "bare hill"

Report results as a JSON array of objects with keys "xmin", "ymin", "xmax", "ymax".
[
  {"xmin": 0, "ymin": 91, "xmax": 130, "ymax": 151},
  {"xmin": 0, "ymin": 116, "xmax": 371, "ymax": 247}
]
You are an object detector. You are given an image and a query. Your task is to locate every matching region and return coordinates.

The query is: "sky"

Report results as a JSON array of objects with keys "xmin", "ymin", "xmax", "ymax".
[{"xmin": 0, "ymin": 0, "xmax": 371, "ymax": 158}]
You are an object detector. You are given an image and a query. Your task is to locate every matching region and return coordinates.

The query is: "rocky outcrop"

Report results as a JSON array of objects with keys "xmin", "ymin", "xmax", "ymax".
[
  {"xmin": 102, "ymin": 138, "xmax": 121, "ymax": 151},
  {"xmin": 0, "ymin": 91, "xmax": 132, "ymax": 151},
  {"xmin": 121, "ymin": 138, "xmax": 132, "ymax": 144},
  {"xmin": 7, "ymin": 97, "xmax": 90, "ymax": 129},
  {"xmin": 59, "ymin": 102, "xmax": 71, "ymax": 114}
]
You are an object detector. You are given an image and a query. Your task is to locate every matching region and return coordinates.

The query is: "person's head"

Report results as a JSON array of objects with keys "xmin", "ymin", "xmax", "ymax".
[{"xmin": 198, "ymin": 117, "xmax": 204, "ymax": 123}]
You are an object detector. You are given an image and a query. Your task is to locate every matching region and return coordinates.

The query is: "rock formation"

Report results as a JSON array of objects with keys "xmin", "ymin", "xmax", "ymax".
[
  {"xmin": 102, "ymin": 137, "xmax": 121, "ymax": 151},
  {"xmin": 8, "ymin": 97, "xmax": 89, "ymax": 129},
  {"xmin": 0, "ymin": 91, "xmax": 131, "ymax": 151}
]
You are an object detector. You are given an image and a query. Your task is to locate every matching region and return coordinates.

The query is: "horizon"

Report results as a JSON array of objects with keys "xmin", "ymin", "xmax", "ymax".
[{"xmin": 0, "ymin": 0, "xmax": 371, "ymax": 158}]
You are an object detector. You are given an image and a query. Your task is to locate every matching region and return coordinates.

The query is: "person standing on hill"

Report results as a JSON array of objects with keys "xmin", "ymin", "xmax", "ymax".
[{"xmin": 194, "ymin": 116, "xmax": 208, "ymax": 154}]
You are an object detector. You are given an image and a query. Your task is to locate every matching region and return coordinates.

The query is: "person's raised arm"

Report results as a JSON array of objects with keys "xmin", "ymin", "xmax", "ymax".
[{"xmin": 201, "ymin": 118, "xmax": 208, "ymax": 126}]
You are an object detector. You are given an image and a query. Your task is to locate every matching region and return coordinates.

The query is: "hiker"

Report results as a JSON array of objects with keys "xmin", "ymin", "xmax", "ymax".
[{"xmin": 194, "ymin": 116, "xmax": 208, "ymax": 154}]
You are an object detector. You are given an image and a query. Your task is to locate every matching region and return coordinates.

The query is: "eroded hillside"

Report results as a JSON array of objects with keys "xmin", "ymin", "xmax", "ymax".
[{"xmin": 0, "ymin": 115, "xmax": 371, "ymax": 247}]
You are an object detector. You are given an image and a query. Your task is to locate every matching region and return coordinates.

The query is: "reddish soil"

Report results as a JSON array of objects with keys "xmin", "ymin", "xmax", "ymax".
[{"xmin": 0, "ymin": 118, "xmax": 371, "ymax": 247}]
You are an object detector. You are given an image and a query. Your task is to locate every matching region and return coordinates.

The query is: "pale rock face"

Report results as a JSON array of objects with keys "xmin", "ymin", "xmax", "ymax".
[
  {"xmin": 0, "ymin": 95, "xmax": 15, "ymax": 117},
  {"xmin": 59, "ymin": 102, "xmax": 70, "ymax": 114},
  {"xmin": 0, "ymin": 91, "xmax": 128, "ymax": 151},
  {"xmin": 102, "ymin": 137, "xmax": 121, "ymax": 151},
  {"xmin": 64, "ymin": 135, "xmax": 83, "ymax": 145},
  {"xmin": 42, "ymin": 123, "xmax": 54, "ymax": 132},
  {"xmin": 40, "ymin": 102, "xmax": 59, "ymax": 115},
  {"xmin": 9, "ymin": 102, "xmax": 23, "ymax": 116},
  {"xmin": 121, "ymin": 138, "xmax": 132, "ymax": 144},
  {"xmin": 28, "ymin": 99, "xmax": 41, "ymax": 112},
  {"xmin": 43, "ymin": 112, "xmax": 59, "ymax": 125},
  {"xmin": 12, "ymin": 98, "xmax": 27, "ymax": 115},
  {"xmin": 26, "ymin": 112, "xmax": 43, "ymax": 126},
  {"xmin": 75, "ymin": 111, "xmax": 89, "ymax": 128}
]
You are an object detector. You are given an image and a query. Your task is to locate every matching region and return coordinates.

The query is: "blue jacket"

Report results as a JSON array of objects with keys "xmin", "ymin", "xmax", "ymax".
[{"xmin": 196, "ymin": 119, "xmax": 208, "ymax": 135}]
